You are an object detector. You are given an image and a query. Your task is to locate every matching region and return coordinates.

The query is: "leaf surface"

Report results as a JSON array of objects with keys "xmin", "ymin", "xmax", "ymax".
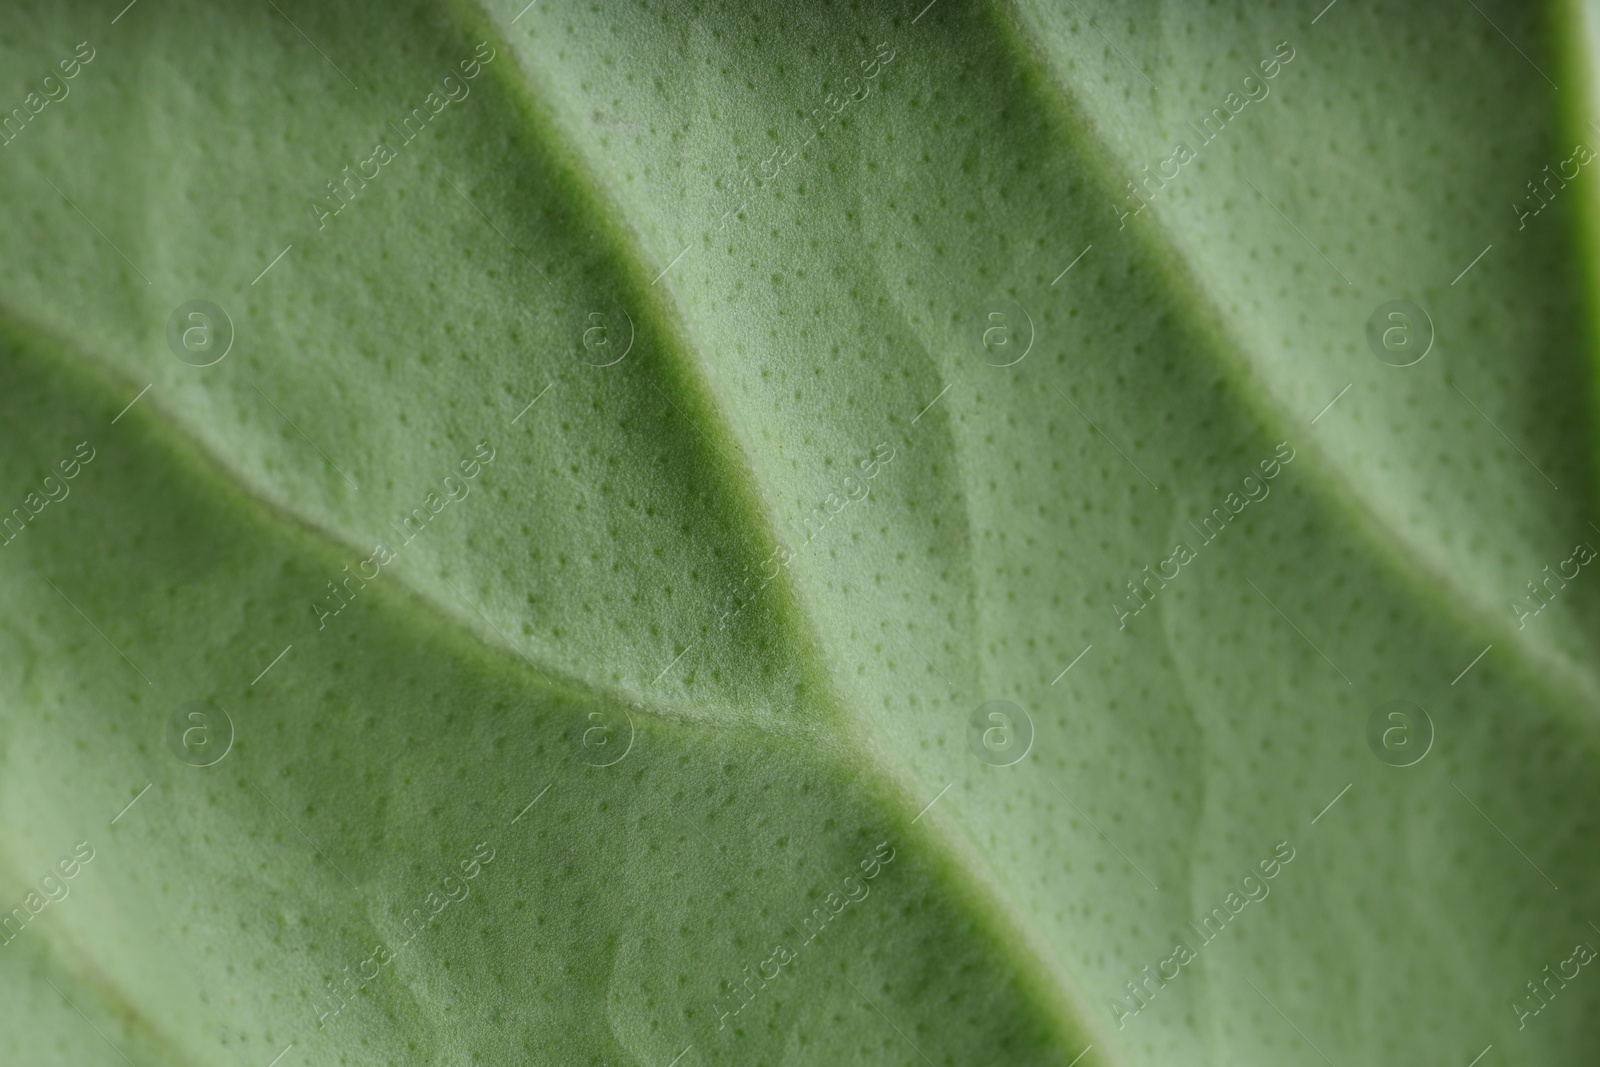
[{"xmin": 0, "ymin": 1, "xmax": 1598, "ymax": 1064}]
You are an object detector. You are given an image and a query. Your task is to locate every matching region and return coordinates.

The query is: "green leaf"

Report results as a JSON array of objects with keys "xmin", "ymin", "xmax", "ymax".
[{"xmin": 0, "ymin": 0, "xmax": 1597, "ymax": 1064}]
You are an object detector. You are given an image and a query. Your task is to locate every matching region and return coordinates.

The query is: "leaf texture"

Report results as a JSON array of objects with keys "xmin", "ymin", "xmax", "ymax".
[{"xmin": 0, "ymin": 1, "xmax": 1598, "ymax": 1064}]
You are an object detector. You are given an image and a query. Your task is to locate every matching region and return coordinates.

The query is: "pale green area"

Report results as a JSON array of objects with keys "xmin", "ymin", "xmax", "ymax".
[{"xmin": 0, "ymin": 0, "xmax": 1597, "ymax": 1064}]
